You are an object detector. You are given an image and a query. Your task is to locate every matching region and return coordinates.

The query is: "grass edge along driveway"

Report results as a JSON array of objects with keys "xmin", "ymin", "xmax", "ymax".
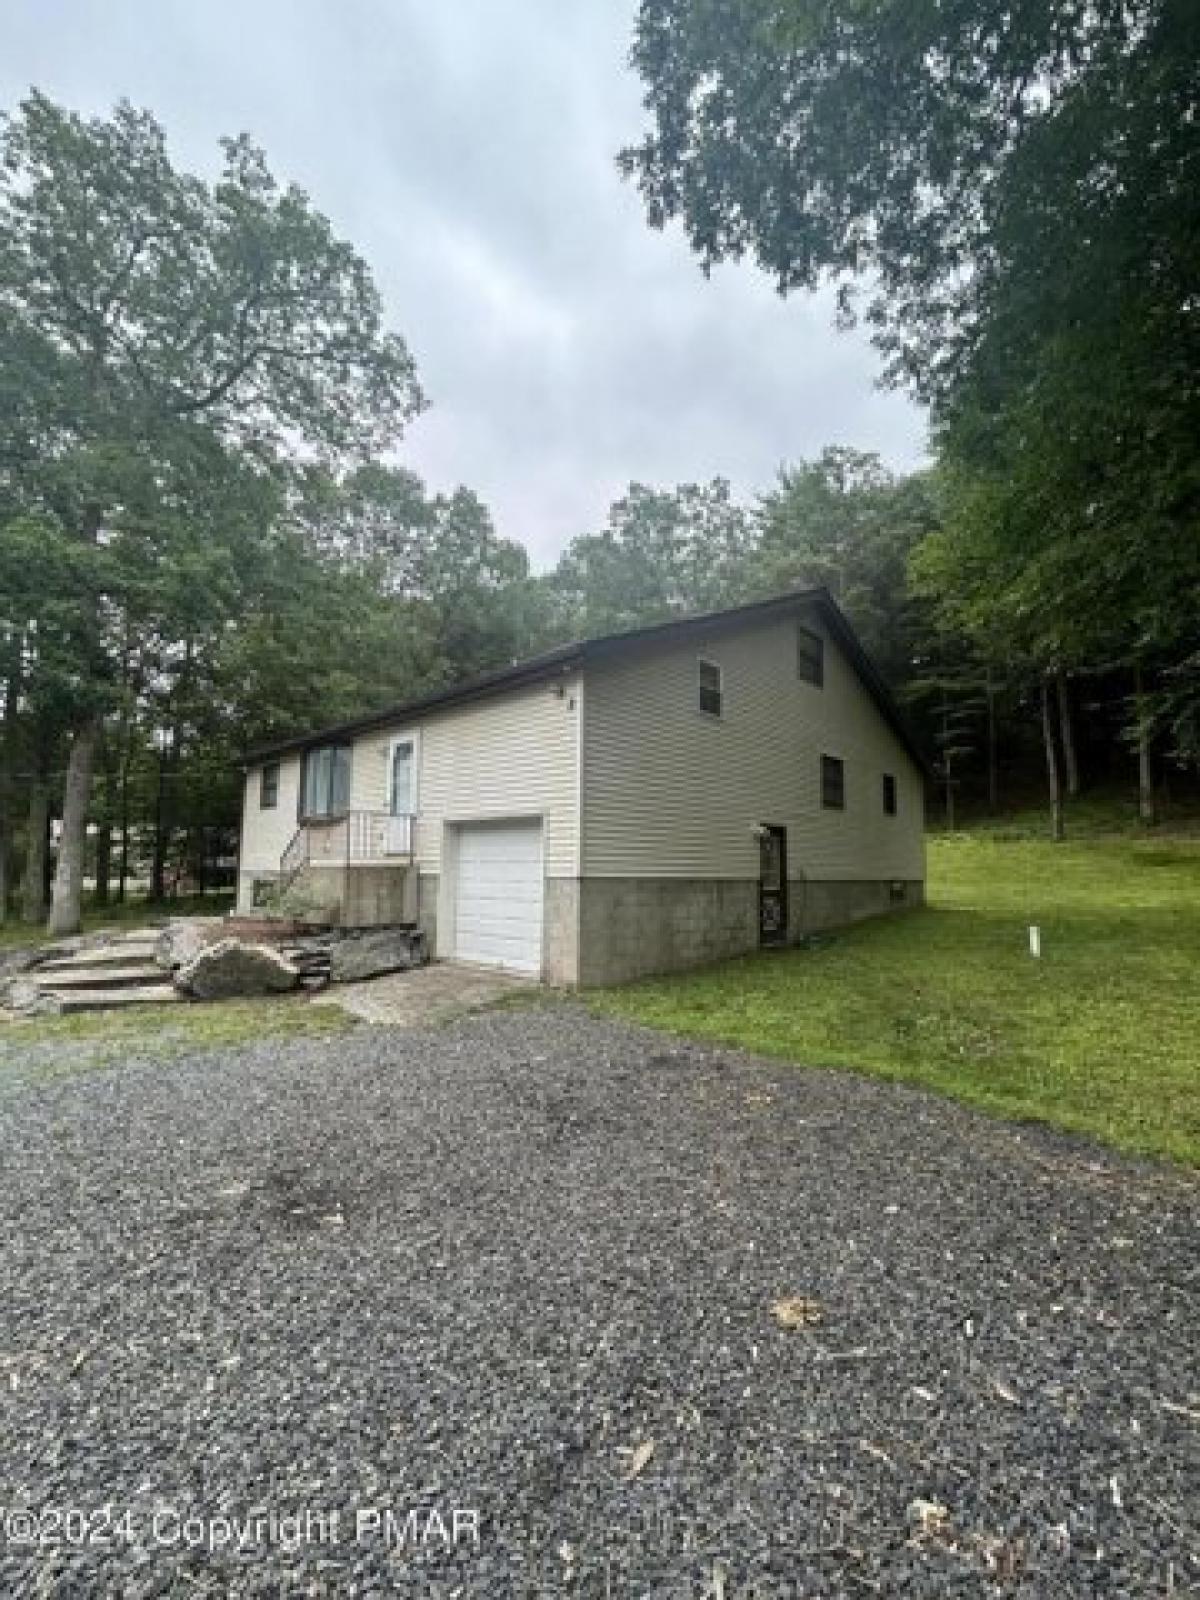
[
  {"xmin": 594, "ymin": 833, "xmax": 1200, "ymax": 1168},
  {"xmin": 0, "ymin": 996, "xmax": 353, "ymax": 1091}
]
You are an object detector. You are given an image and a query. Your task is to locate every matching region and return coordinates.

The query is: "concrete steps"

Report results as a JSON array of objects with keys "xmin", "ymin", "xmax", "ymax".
[
  {"xmin": 35, "ymin": 962, "xmax": 166, "ymax": 990},
  {"xmin": 38, "ymin": 946, "xmax": 158, "ymax": 974},
  {"xmin": 29, "ymin": 938, "xmax": 179, "ymax": 1013},
  {"xmin": 54, "ymin": 985, "xmax": 184, "ymax": 1014}
]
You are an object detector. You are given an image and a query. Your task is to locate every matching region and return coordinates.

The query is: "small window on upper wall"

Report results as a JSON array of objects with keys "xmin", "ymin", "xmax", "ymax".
[
  {"xmin": 797, "ymin": 625, "xmax": 824, "ymax": 686},
  {"xmin": 882, "ymin": 773, "xmax": 897, "ymax": 815},
  {"xmin": 259, "ymin": 762, "xmax": 280, "ymax": 809},
  {"xmin": 698, "ymin": 658, "xmax": 723, "ymax": 717},
  {"xmin": 821, "ymin": 754, "xmax": 845, "ymax": 810}
]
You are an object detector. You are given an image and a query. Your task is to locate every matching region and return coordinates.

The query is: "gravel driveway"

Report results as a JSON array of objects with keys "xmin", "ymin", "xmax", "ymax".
[{"xmin": 1, "ymin": 1004, "xmax": 1196, "ymax": 1597}]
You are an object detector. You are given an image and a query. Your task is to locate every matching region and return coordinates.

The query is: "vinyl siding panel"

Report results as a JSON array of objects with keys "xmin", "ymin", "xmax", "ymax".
[
  {"xmin": 581, "ymin": 612, "xmax": 924, "ymax": 882},
  {"xmin": 239, "ymin": 754, "xmax": 302, "ymax": 873},
  {"xmin": 346, "ymin": 674, "xmax": 581, "ymax": 876},
  {"xmin": 347, "ymin": 729, "xmax": 397, "ymax": 814}
]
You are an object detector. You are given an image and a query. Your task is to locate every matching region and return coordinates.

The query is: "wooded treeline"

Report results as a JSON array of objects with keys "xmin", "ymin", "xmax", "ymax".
[
  {"xmin": 3, "ymin": 16, "xmax": 1198, "ymax": 935},
  {"xmin": 622, "ymin": 0, "xmax": 1200, "ymax": 838}
]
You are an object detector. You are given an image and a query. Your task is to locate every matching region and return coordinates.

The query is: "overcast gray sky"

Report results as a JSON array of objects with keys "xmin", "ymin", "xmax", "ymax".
[{"xmin": 3, "ymin": 0, "xmax": 926, "ymax": 566}]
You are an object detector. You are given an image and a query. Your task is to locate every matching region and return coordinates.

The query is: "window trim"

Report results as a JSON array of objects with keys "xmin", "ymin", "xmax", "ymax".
[
  {"xmin": 821, "ymin": 753, "xmax": 846, "ymax": 811},
  {"xmin": 797, "ymin": 625, "xmax": 825, "ymax": 687},
  {"xmin": 298, "ymin": 742, "xmax": 352, "ymax": 822},
  {"xmin": 697, "ymin": 657, "xmax": 724, "ymax": 718},
  {"xmin": 259, "ymin": 761, "xmax": 280, "ymax": 810},
  {"xmin": 882, "ymin": 772, "xmax": 898, "ymax": 816}
]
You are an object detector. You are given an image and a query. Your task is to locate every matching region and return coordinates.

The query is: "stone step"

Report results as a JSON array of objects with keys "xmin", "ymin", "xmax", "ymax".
[
  {"xmin": 56, "ymin": 984, "xmax": 182, "ymax": 1013},
  {"xmin": 38, "ymin": 947, "xmax": 162, "ymax": 974},
  {"xmin": 33, "ymin": 963, "xmax": 167, "ymax": 991}
]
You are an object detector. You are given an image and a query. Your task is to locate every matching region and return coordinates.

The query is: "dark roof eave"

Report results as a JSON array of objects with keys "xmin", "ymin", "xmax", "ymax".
[
  {"xmin": 241, "ymin": 587, "xmax": 930, "ymax": 779},
  {"xmin": 812, "ymin": 597, "xmax": 932, "ymax": 780},
  {"xmin": 241, "ymin": 647, "xmax": 583, "ymax": 766}
]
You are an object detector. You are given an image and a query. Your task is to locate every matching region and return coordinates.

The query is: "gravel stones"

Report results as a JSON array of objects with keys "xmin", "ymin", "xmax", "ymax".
[{"xmin": 0, "ymin": 1006, "xmax": 1195, "ymax": 1595}]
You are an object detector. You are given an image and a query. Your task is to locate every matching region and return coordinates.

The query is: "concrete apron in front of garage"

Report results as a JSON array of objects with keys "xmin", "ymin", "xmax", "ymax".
[{"xmin": 312, "ymin": 959, "xmax": 535, "ymax": 1027}]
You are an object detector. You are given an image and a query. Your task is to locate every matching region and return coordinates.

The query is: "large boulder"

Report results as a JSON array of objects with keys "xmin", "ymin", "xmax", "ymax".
[
  {"xmin": 154, "ymin": 918, "xmax": 223, "ymax": 971},
  {"xmin": 175, "ymin": 938, "xmax": 300, "ymax": 1001},
  {"xmin": 328, "ymin": 926, "xmax": 428, "ymax": 984},
  {"xmin": 0, "ymin": 946, "xmax": 48, "ymax": 983},
  {"xmin": 0, "ymin": 976, "xmax": 61, "ymax": 1016}
]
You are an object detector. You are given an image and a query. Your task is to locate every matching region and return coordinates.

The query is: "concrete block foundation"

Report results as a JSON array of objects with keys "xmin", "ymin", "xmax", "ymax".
[
  {"xmin": 543, "ymin": 878, "xmax": 581, "ymax": 986},
  {"xmin": 341, "ymin": 866, "xmax": 414, "ymax": 927},
  {"xmin": 577, "ymin": 878, "xmax": 758, "ymax": 987},
  {"xmin": 417, "ymin": 873, "xmax": 439, "ymax": 955},
  {"xmin": 794, "ymin": 877, "xmax": 923, "ymax": 937},
  {"xmin": 577, "ymin": 876, "xmax": 924, "ymax": 987},
  {"xmin": 333, "ymin": 869, "xmax": 925, "ymax": 986},
  {"xmin": 235, "ymin": 865, "xmax": 416, "ymax": 928}
]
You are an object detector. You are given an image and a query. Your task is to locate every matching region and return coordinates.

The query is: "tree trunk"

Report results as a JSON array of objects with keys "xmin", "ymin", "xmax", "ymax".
[
  {"xmin": 92, "ymin": 732, "xmax": 113, "ymax": 907},
  {"xmin": 22, "ymin": 776, "xmax": 50, "ymax": 924},
  {"xmin": 1134, "ymin": 662, "xmax": 1156, "ymax": 824},
  {"xmin": 94, "ymin": 822, "xmax": 111, "ymax": 907},
  {"xmin": 117, "ymin": 741, "xmax": 132, "ymax": 904},
  {"xmin": 1056, "ymin": 671, "xmax": 1079, "ymax": 798},
  {"xmin": 0, "ymin": 630, "xmax": 19, "ymax": 924},
  {"xmin": 151, "ymin": 745, "xmax": 168, "ymax": 902},
  {"xmin": 938, "ymin": 696, "xmax": 954, "ymax": 829},
  {"xmin": 115, "ymin": 676, "xmax": 136, "ymax": 905},
  {"xmin": 0, "ymin": 751, "xmax": 10, "ymax": 930},
  {"xmin": 1138, "ymin": 732, "xmax": 1156, "ymax": 824},
  {"xmin": 0, "ymin": 740, "xmax": 13, "ymax": 926},
  {"xmin": 47, "ymin": 718, "xmax": 101, "ymax": 937},
  {"xmin": 118, "ymin": 819, "xmax": 129, "ymax": 902},
  {"xmin": 985, "ymin": 669, "xmax": 999, "ymax": 815},
  {"xmin": 152, "ymin": 648, "xmax": 192, "ymax": 902},
  {"xmin": 1041, "ymin": 678, "xmax": 1065, "ymax": 842}
]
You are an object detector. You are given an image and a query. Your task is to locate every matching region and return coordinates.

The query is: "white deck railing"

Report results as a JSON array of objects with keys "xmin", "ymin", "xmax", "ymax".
[{"xmin": 289, "ymin": 810, "xmax": 414, "ymax": 867}]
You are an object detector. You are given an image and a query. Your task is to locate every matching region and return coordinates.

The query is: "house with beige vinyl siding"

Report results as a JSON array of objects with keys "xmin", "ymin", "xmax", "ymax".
[{"xmin": 237, "ymin": 589, "xmax": 926, "ymax": 985}]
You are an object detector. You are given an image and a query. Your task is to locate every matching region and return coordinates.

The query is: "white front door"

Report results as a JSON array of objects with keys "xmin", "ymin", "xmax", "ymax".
[{"xmin": 453, "ymin": 820, "xmax": 544, "ymax": 974}]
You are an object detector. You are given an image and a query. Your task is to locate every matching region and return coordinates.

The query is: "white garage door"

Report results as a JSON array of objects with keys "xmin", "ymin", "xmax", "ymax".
[{"xmin": 453, "ymin": 820, "xmax": 544, "ymax": 974}]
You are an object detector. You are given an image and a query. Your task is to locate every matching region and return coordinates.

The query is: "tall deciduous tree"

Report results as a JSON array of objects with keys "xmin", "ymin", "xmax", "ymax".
[
  {"xmin": 621, "ymin": 0, "xmax": 1200, "ymax": 810},
  {"xmin": 294, "ymin": 464, "xmax": 550, "ymax": 681},
  {"xmin": 0, "ymin": 94, "xmax": 423, "ymax": 931},
  {"xmin": 553, "ymin": 479, "xmax": 751, "ymax": 636},
  {"xmin": 750, "ymin": 448, "xmax": 939, "ymax": 686},
  {"xmin": 622, "ymin": 0, "xmax": 1197, "ymax": 399}
]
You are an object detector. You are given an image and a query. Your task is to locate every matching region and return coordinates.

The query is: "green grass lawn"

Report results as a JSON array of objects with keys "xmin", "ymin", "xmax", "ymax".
[
  {"xmin": 1, "ymin": 890, "xmax": 347, "ymax": 1084},
  {"xmin": 0, "ymin": 889, "xmax": 235, "ymax": 950},
  {"xmin": 596, "ymin": 830, "xmax": 1200, "ymax": 1166}
]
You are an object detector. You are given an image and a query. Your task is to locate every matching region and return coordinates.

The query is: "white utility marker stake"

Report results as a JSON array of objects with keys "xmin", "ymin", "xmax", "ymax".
[{"xmin": 1029, "ymin": 925, "xmax": 1042, "ymax": 959}]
